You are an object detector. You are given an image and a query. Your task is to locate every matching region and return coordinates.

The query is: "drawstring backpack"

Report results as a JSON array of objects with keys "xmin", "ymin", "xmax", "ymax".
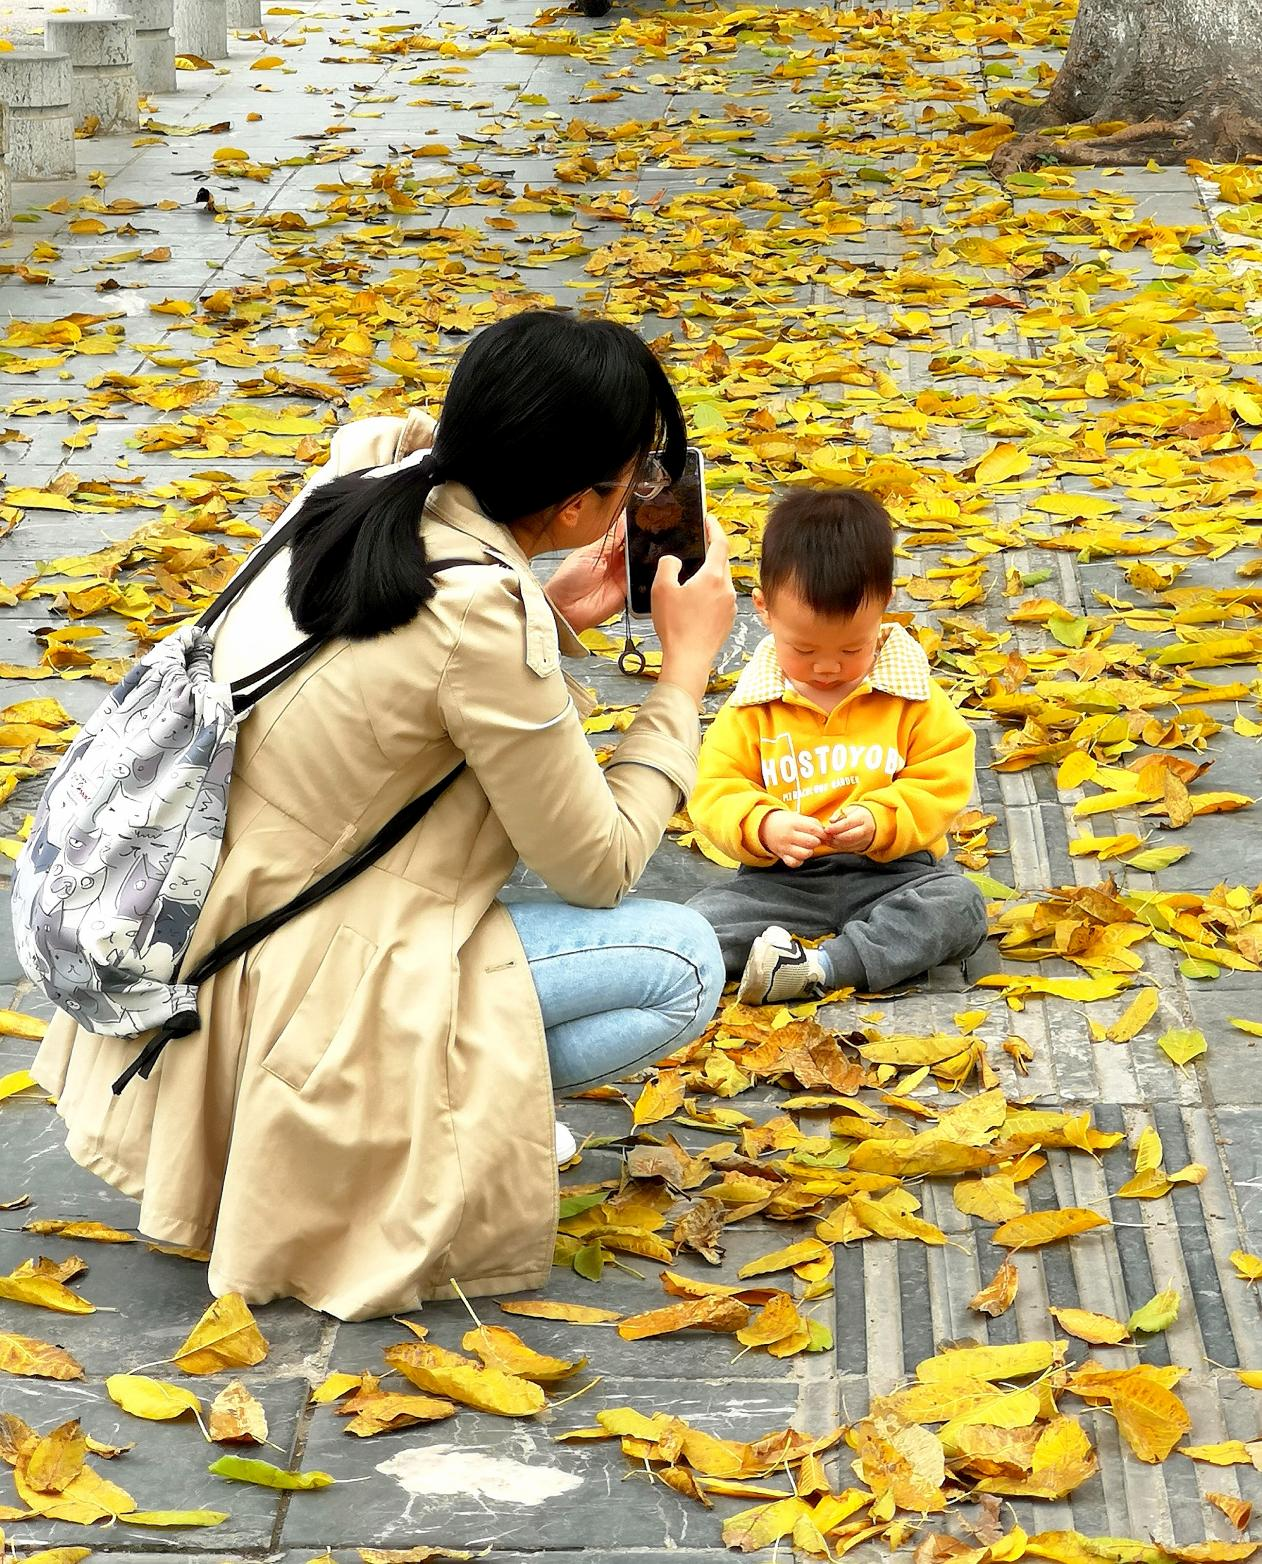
[{"xmin": 11, "ymin": 452, "xmax": 487, "ymax": 1093}]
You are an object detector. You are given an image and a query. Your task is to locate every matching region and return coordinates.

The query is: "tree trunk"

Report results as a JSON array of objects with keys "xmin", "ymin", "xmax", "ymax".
[{"xmin": 994, "ymin": 0, "xmax": 1262, "ymax": 169}]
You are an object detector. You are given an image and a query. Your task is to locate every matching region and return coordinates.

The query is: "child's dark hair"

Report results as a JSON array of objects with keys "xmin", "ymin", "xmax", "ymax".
[
  {"xmin": 760, "ymin": 487, "xmax": 894, "ymax": 616},
  {"xmin": 285, "ymin": 309, "xmax": 687, "ymax": 640}
]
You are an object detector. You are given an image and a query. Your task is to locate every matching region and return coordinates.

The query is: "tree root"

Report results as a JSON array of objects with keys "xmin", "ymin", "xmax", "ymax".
[{"xmin": 991, "ymin": 104, "xmax": 1262, "ymax": 177}]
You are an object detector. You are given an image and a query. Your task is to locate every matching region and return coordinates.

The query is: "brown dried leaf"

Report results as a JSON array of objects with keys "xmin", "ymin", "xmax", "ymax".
[
  {"xmin": 969, "ymin": 1259, "xmax": 1019, "ymax": 1318},
  {"xmin": 208, "ymin": 1381, "xmax": 268, "ymax": 1445}
]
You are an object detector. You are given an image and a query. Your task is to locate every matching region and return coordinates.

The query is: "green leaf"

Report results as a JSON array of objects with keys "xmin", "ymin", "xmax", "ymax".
[
  {"xmin": 208, "ymin": 1456, "xmax": 333, "ymax": 1491},
  {"xmin": 690, "ymin": 401, "xmax": 728, "ymax": 433},
  {"xmin": 965, "ymin": 872, "xmax": 1017, "ymax": 901},
  {"xmin": 1157, "ymin": 1028, "xmax": 1207, "ymax": 1068},
  {"xmin": 572, "ymin": 1242, "xmax": 605, "ymax": 1282},
  {"xmin": 806, "ymin": 1320, "xmax": 833, "ymax": 1352},
  {"xmin": 1127, "ymin": 1287, "xmax": 1180, "ymax": 1335},
  {"xmin": 1126, "ymin": 845, "xmax": 1190, "ymax": 872},
  {"xmin": 127, "ymin": 1510, "xmax": 230, "ymax": 1527},
  {"xmin": 1048, "ymin": 615, "xmax": 1089, "ymax": 648},
  {"xmin": 558, "ymin": 1191, "xmax": 607, "ymax": 1220},
  {"xmin": 1179, "ymin": 957, "xmax": 1220, "ymax": 981}
]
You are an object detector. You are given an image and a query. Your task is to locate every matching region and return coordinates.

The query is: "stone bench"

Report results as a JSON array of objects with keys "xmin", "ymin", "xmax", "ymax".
[
  {"xmin": 0, "ymin": 50, "xmax": 75, "ymax": 179},
  {"xmin": 0, "ymin": 107, "xmax": 11, "ymax": 232},
  {"xmin": 43, "ymin": 15, "xmax": 139, "ymax": 134},
  {"xmin": 100, "ymin": 0, "xmax": 175, "ymax": 95},
  {"xmin": 174, "ymin": 0, "xmax": 228, "ymax": 61}
]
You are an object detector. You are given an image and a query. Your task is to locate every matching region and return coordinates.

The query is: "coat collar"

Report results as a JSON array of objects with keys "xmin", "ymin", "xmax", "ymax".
[{"xmin": 731, "ymin": 622, "xmax": 932, "ymax": 708}]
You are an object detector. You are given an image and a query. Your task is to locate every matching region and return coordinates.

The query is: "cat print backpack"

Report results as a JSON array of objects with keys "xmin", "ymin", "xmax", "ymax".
[{"xmin": 11, "ymin": 465, "xmax": 483, "ymax": 1094}]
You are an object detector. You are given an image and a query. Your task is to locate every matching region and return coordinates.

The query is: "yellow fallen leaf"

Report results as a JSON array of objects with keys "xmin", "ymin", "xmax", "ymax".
[
  {"xmin": 26, "ymin": 1418, "xmax": 86, "ymax": 1493},
  {"xmin": 1048, "ymin": 1307, "xmax": 1130, "ymax": 1346},
  {"xmin": 954, "ymin": 1174, "xmax": 1026, "ymax": 1223},
  {"xmin": 0, "ymin": 1271, "xmax": 94, "ymax": 1314},
  {"xmin": 1069, "ymin": 1364, "xmax": 1190, "ymax": 1463},
  {"xmin": 461, "ymin": 1326, "xmax": 584, "ymax": 1382},
  {"xmin": 974, "ymin": 443, "xmax": 1032, "ymax": 486},
  {"xmin": 106, "ymin": 1375, "xmax": 201, "ymax": 1421},
  {"xmin": 1105, "ymin": 987, "xmax": 1159, "ymax": 1042},
  {"xmin": 849, "ymin": 1194, "xmax": 947, "ymax": 1245},
  {"xmin": 617, "ymin": 1296, "xmax": 749, "ymax": 1341},
  {"xmin": 917, "ymin": 1341, "xmax": 1064, "ymax": 1384},
  {"xmin": 0, "ymin": 1333, "xmax": 84, "ymax": 1379},
  {"xmin": 24, "ymin": 1220, "xmax": 134, "ymax": 1244},
  {"xmin": 0, "ymin": 1010, "xmax": 45, "ymax": 1041},
  {"xmin": 1179, "ymin": 1440, "xmax": 1262, "ymax": 1467},
  {"xmin": 384, "ymin": 1342, "xmax": 546, "ymax": 1416},
  {"xmin": 993, "ymin": 1208, "xmax": 1109, "ymax": 1250},
  {"xmin": 0, "ymin": 1071, "xmax": 36, "ymax": 1102},
  {"xmin": 310, "ymin": 1372, "xmax": 363, "ymax": 1403},
  {"xmin": 499, "ymin": 1300, "xmax": 622, "ymax": 1325},
  {"xmin": 340, "ymin": 1388, "xmax": 458, "ymax": 1437},
  {"xmin": 737, "ymin": 1239, "xmax": 832, "ymax": 1279},
  {"xmin": 171, "ymin": 1292, "xmax": 268, "ymax": 1374},
  {"xmin": 1230, "ymin": 1250, "xmax": 1262, "ymax": 1282},
  {"xmin": 1157, "ymin": 1027, "xmax": 1207, "ymax": 1067}
]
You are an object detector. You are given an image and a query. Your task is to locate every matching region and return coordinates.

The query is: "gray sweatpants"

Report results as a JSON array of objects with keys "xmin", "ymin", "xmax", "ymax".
[{"xmin": 687, "ymin": 851, "xmax": 989, "ymax": 994}]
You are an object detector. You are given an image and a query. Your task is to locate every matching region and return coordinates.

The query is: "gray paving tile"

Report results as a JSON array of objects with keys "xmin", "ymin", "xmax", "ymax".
[
  {"xmin": 0, "ymin": 1374, "xmax": 305, "ymax": 1549},
  {"xmin": 0, "ymin": 1227, "xmax": 328, "ymax": 1379},
  {"xmin": 281, "ymin": 1376, "xmax": 803, "ymax": 1552}
]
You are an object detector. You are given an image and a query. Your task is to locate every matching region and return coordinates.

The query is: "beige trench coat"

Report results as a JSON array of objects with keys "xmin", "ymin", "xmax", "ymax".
[{"xmin": 32, "ymin": 412, "xmax": 701, "ymax": 1321}]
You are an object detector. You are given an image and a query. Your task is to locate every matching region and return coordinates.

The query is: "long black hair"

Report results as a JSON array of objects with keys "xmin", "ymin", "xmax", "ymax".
[{"xmin": 285, "ymin": 310, "xmax": 688, "ymax": 640}]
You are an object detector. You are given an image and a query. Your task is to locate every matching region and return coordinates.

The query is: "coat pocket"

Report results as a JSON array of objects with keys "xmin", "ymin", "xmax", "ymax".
[{"xmin": 260, "ymin": 924, "xmax": 376, "ymax": 1092}]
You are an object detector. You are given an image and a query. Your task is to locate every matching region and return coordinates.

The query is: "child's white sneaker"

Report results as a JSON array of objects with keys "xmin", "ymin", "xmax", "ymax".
[
  {"xmin": 555, "ymin": 1122, "xmax": 578, "ymax": 1165},
  {"xmin": 737, "ymin": 926, "xmax": 829, "ymax": 1005}
]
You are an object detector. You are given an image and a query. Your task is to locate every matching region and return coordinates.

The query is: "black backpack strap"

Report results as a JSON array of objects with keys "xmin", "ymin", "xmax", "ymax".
[
  {"xmin": 111, "ymin": 555, "xmax": 501, "ymax": 1094},
  {"xmin": 112, "ymin": 758, "xmax": 466, "ymax": 1092}
]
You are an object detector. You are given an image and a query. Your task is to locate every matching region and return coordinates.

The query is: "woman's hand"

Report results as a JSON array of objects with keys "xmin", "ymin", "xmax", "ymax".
[
  {"xmin": 652, "ymin": 518, "xmax": 736, "ymax": 704},
  {"xmin": 543, "ymin": 521, "xmax": 627, "ymax": 634}
]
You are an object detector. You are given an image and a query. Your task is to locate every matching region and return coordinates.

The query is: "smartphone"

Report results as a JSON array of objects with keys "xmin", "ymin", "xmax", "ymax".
[{"xmin": 625, "ymin": 447, "xmax": 706, "ymax": 618}]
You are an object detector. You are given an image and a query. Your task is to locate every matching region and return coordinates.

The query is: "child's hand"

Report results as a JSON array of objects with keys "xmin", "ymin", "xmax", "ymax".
[
  {"xmin": 826, "ymin": 805, "xmax": 876, "ymax": 854},
  {"xmin": 759, "ymin": 810, "xmax": 828, "ymax": 868}
]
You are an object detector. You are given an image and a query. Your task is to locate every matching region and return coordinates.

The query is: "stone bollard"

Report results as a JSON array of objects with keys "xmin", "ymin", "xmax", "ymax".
[
  {"xmin": 100, "ymin": 0, "xmax": 175, "ymax": 95},
  {"xmin": 44, "ymin": 15, "xmax": 139, "ymax": 133},
  {"xmin": 0, "ymin": 51, "xmax": 75, "ymax": 179},
  {"xmin": 173, "ymin": 0, "xmax": 228, "ymax": 60},
  {"xmin": 228, "ymin": 0, "xmax": 261, "ymax": 27},
  {"xmin": 0, "ymin": 107, "xmax": 11, "ymax": 233}
]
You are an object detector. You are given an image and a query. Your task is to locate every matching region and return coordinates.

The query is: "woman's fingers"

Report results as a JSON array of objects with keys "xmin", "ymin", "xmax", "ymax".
[{"xmin": 699, "ymin": 514, "xmax": 731, "ymax": 573}]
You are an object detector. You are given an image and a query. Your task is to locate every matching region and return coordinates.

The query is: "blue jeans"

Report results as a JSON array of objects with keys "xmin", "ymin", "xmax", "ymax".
[{"xmin": 504, "ymin": 898, "xmax": 726, "ymax": 1090}]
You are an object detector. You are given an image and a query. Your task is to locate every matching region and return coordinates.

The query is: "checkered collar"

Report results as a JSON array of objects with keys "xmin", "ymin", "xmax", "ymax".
[{"xmin": 730, "ymin": 622, "xmax": 932, "ymax": 708}]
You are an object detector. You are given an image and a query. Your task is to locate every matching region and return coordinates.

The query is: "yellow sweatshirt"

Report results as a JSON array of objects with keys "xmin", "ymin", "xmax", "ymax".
[{"xmin": 691, "ymin": 624, "xmax": 975, "ymax": 868}]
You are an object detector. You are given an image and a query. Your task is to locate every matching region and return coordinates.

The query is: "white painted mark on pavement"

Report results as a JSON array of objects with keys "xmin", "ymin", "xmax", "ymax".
[{"xmin": 376, "ymin": 1444, "xmax": 583, "ymax": 1506}]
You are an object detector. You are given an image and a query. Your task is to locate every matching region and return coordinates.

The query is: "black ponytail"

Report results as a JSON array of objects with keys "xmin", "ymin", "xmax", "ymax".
[
  {"xmin": 285, "ymin": 310, "xmax": 687, "ymax": 642},
  {"xmin": 286, "ymin": 456, "xmax": 441, "ymax": 641}
]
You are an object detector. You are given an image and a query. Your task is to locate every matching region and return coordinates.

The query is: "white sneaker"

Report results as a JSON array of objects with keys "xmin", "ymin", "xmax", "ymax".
[
  {"xmin": 737, "ymin": 926, "xmax": 829, "ymax": 1006},
  {"xmin": 555, "ymin": 1122, "xmax": 578, "ymax": 1165}
]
